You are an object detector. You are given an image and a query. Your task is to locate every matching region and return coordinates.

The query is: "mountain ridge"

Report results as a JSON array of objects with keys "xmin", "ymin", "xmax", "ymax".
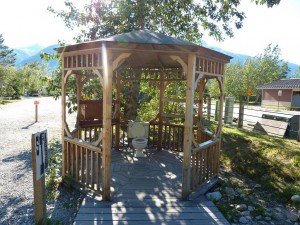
[{"xmin": 14, "ymin": 43, "xmax": 299, "ymax": 76}]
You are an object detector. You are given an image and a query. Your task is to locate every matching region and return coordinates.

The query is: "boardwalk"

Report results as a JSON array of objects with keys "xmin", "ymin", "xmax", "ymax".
[{"xmin": 74, "ymin": 148, "xmax": 229, "ymax": 225}]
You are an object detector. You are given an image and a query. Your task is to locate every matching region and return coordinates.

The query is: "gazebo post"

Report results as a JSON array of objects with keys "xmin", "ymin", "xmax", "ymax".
[
  {"xmin": 61, "ymin": 69, "xmax": 66, "ymax": 177},
  {"xmin": 115, "ymin": 71, "xmax": 121, "ymax": 151},
  {"xmin": 102, "ymin": 49, "xmax": 113, "ymax": 201},
  {"xmin": 157, "ymin": 71, "xmax": 165, "ymax": 150},
  {"xmin": 182, "ymin": 54, "xmax": 196, "ymax": 200}
]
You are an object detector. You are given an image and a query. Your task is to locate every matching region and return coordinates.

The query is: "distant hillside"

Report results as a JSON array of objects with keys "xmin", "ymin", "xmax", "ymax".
[
  {"xmin": 14, "ymin": 43, "xmax": 299, "ymax": 76},
  {"xmin": 210, "ymin": 46, "xmax": 298, "ymax": 77},
  {"xmin": 16, "ymin": 44, "xmax": 59, "ymax": 71}
]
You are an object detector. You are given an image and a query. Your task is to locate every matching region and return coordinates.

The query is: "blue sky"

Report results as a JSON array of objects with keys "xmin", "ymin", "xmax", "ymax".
[{"xmin": 0, "ymin": 0, "xmax": 299, "ymax": 65}]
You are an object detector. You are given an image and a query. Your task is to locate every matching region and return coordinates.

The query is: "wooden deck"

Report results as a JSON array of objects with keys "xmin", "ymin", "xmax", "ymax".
[{"xmin": 73, "ymin": 148, "xmax": 230, "ymax": 225}]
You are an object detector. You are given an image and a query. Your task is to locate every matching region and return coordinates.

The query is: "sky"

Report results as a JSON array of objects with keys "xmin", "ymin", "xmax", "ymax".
[{"xmin": 0, "ymin": 0, "xmax": 299, "ymax": 65}]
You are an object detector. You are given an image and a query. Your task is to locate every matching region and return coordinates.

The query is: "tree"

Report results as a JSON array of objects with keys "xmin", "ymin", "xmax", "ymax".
[
  {"xmin": 0, "ymin": 34, "xmax": 16, "ymax": 66},
  {"xmin": 47, "ymin": 0, "xmax": 281, "ymax": 118},
  {"xmin": 49, "ymin": 0, "xmax": 281, "ymax": 43},
  {"xmin": 208, "ymin": 44, "xmax": 289, "ymax": 102}
]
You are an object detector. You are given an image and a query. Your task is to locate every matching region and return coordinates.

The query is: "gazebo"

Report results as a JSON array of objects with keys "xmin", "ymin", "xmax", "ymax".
[{"xmin": 57, "ymin": 30, "xmax": 231, "ymax": 201}]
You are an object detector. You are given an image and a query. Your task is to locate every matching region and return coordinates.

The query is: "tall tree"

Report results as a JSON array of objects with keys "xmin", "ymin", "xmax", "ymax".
[
  {"xmin": 49, "ymin": 0, "xmax": 280, "ymax": 43},
  {"xmin": 0, "ymin": 34, "xmax": 16, "ymax": 66},
  {"xmin": 209, "ymin": 44, "xmax": 289, "ymax": 102}
]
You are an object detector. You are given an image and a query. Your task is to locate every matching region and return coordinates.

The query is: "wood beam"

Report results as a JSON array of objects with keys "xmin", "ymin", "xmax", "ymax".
[
  {"xmin": 93, "ymin": 69, "xmax": 104, "ymax": 87},
  {"xmin": 170, "ymin": 55, "xmax": 187, "ymax": 74},
  {"xmin": 112, "ymin": 53, "xmax": 131, "ymax": 71},
  {"xmin": 102, "ymin": 48, "xmax": 112, "ymax": 201},
  {"xmin": 182, "ymin": 54, "xmax": 196, "ymax": 200}
]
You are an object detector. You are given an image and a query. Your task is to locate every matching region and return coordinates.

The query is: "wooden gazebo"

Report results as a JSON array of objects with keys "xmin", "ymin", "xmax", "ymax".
[{"xmin": 57, "ymin": 30, "xmax": 231, "ymax": 201}]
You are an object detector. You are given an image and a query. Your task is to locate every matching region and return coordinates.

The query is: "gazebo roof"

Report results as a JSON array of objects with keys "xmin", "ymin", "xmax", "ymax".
[
  {"xmin": 97, "ymin": 30, "xmax": 198, "ymax": 46},
  {"xmin": 57, "ymin": 30, "xmax": 231, "ymax": 63}
]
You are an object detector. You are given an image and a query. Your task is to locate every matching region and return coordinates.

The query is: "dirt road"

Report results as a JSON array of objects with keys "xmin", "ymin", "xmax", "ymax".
[{"xmin": 0, "ymin": 96, "xmax": 75, "ymax": 224}]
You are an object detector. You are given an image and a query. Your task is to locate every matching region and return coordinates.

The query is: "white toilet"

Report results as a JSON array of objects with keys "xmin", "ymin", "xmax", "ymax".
[{"xmin": 128, "ymin": 121, "xmax": 149, "ymax": 157}]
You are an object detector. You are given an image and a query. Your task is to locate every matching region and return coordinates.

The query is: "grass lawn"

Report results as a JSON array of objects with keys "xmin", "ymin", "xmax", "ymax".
[{"xmin": 221, "ymin": 125, "xmax": 300, "ymax": 203}]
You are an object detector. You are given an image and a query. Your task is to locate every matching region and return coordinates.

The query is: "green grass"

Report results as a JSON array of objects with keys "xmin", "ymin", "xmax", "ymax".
[
  {"xmin": 0, "ymin": 99, "xmax": 19, "ymax": 105},
  {"xmin": 221, "ymin": 125, "xmax": 300, "ymax": 204}
]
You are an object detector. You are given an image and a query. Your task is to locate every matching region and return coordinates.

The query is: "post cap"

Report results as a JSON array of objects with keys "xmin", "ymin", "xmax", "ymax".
[{"xmin": 34, "ymin": 100, "xmax": 40, "ymax": 105}]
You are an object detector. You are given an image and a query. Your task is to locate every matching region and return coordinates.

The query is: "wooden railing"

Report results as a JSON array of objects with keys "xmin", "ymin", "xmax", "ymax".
[
  {"xmin": 63, "ymin": 137, "xmax": 102, "ymax": 194},
  {"xmin": 190, "ymin": 138, "xmax": 220, "ymax": 191},
  {"xmin": 149, "ymin": 122, "xmax": 185, "ymax": 151}
]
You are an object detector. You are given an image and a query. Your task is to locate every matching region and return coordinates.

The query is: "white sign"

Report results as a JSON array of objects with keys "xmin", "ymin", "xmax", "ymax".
[{"xmin": 34, "ymin": 130, "xmax": 48, "ymax": 180}]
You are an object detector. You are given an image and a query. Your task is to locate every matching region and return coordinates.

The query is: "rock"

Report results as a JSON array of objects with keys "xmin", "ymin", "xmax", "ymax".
[
  {"xmin": 236, "ymin": 204, "xmax": 247, "ymax": 211},
  {"xmin": 248, "ymin": 205, "xmax": 255, "ymax": 211},
  {"xmin": 291, "ymin": 195, "xmax": 300, "ymax": 203},
  {"xmin": 265, "ymin": 216, "xmax": 272, "ymax": 221},
  {"xmin": 206, "ymin": 191, "xmax": 222, "ymax": 201},
  {"xmin": 255, "ymin": 215, "xmax": 262, "ymax": 220},
  {"xmin": 287, "ymin": 211, "xmax": 299, "ymax": 222},
  {"xmin": 241, "ymin": 210, "xmax": 250, "ymax": 216},
  {"xmin": 225, "ymin": 187, "xmax": 236, "ymax": 197},
  {"xmin": 239, "ymin": 216, "xmax": 248, "ymax": 224},
  {"xmin": 235, "ymin": 188, "xmax": 243, "ymax": 194},
  {"xmin": 254, "ymin": 184, "xmax": 261, "ymax": 188},
  {"xmin": 298, "ymin": 210, "xmax": 300, "ymax": 218}
]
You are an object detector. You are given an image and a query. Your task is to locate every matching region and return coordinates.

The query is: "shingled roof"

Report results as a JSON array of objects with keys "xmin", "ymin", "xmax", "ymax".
[{"xmin": 257, "ymin": 78, "xmax": 300, "ymax": 89}]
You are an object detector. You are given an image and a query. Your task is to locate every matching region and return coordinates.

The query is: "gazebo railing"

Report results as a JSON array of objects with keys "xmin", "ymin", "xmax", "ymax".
[
  {"xmin": 63, "ymin": 136, "xmax": 102, "ymax": 194},
  {"xmin": 190, "ymin": 137, "xmax": 220, "ymax": 191}
]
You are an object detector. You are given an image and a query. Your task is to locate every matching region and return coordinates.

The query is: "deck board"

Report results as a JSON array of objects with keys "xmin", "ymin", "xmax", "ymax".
[{"xmin": 73, "ymin": 149, "xmax": 229, "ymax": 225}]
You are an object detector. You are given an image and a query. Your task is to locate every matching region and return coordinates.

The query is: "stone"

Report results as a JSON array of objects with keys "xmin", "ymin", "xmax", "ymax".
[
  {"xmin": 255, "ymin": 215, "xmax": 262, "ymax": 220},
  {"xmin": 265, "ymin": 216, "xmax": 272, "ymax": 221},
  {"xmin": 236, "ymin": 204, "xmax": 247, "ymax": 211},
  {"xmin": 241, "ymin": 210, "xmax": 250, "ymax": 216},
  {"xmin": 248, "ymin": 205, "xmax": 255, "ymax": 211},
  {"xmin": 291, "ymin": 195, "xmax": 300, "ymax": 203},
  {"xmin": 254, "ymin": 184, "xmax": 262, "ymax": 188},
  {"xmin": 298, "ymin": 210, "xmax": 300, "ymax": 218},
  {"xmin": 235, "ymin": 188, "xmax": 243, "ymax": 194},
  {"xmin": 206, "ymin": 191, "xmax": 222, "ymax": 201},
  {"xmin": 239, "ymin": 216, "xmax": 248, "ymax": 224},
  {"xmin": 225, "ymin": 187, "xmax": 236, "ymax": 196},
  {"xmin": 287, "ymin": 212, "xmax": 299, "ymax": 222}
]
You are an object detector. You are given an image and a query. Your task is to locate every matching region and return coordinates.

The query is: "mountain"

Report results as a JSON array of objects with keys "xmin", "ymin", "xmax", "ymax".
[
  {"xmin": 14, "ymin": 43, "xmax": 299, "ymax": 76},
  {"xmin": 16, "ymin": 44, "xmax": 59, "ymax": 71},
  {"xmin": 209, "ymin": 46, "xmax": 299, "ymax": 77}
]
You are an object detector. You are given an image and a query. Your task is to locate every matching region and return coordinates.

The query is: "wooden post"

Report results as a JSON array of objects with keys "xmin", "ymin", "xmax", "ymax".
[
  {"xmin": 115, "ymin": 71, "xmax": 121, "ymax": 150},
  {"xmin": 76, "ymin": 74, "xmax": 83, "ymax": 128},
  {"xmin": 157, "ymin": 71, "xmax": 164, "ymax": 150},
  {"xmin": 182, "ymin": 54, "xmax": 196, "ymax": 200},
  {"xmin": 207, "ymin": 96, "xmax": 211, "ymax": 123},
  {"xmin": 297, "ymin": 115, "xmax": 300, "ymax": 142},
  {"xmin": 197, "ymin": 79, "xmax": 205, "ymax": 143},
  {"xmin": 238, "ymin": 100, "xmax": 245, "ymax": 128},
  {"xmin": 61, "ymin": 67, "xmax": 66, "ymax": 177},
  {"xmin": 31, "ymin": 134, "xmax": 46, "ymax": 225},
  {"xmin": 102, "ymin": 48, "xmax": 112, "ymax": 201}
]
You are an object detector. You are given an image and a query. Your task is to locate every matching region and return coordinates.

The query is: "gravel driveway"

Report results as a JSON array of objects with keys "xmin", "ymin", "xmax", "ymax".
[{"xmin": 0, "ymin": 97, "xmax": 76, "ymax": 224}]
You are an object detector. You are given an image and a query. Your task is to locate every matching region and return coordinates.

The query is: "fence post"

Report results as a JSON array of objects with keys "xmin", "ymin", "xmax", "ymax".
[
  {"xmin": 297, "ymin": 116, "xmax": 300, "ymax": 142},
  {"xmin": 207, "ymin": 96, "xmax": 211, "ymax": 123},
  {"xmin": 238, "ymin": 100, "xmax": 245, "ymax": 128}
]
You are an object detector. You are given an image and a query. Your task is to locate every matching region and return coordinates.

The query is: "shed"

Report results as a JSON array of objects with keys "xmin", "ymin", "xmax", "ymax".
[{"xmin": 257, "ymin": 78, "xmax": 300, "ymax": 109}]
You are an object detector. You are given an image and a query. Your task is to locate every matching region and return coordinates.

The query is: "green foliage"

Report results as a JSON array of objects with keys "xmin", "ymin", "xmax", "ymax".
[
  {"xmin": 48, "ymin": 0, "xmax": 280, "ymax": 43},
  {"xmin": 221, "ymin": 126, "xmax": 300, "ymax": 203},
  {"xmin": 46, "ymin": 140, "xmax": 62, "ymax": 200},
  {"xmin": 0, "ymin": 34, "xmax": 16, "ymax": 66},
  {"xmin": 208, "ymin": 44, "xmax": 289, "ymax": 102}
]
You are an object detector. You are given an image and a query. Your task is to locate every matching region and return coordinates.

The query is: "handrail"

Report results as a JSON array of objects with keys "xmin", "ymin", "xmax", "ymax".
[
  {"xmin": 64, "ymin": 136, "xmax": 102, "ymax": 153},
  {"xmin": 192, "ymin": 138, "xmax": 220, "ymax": 154}
]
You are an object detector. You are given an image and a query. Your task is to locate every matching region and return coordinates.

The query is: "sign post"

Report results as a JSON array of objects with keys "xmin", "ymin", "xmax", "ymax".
[
  {"xmin": 34, "ymin": 100, "xmax": 40, "ymax": 122},
  {"xmin": 32, "ymin": 130, "xmax": 48, "ymax": 224}
]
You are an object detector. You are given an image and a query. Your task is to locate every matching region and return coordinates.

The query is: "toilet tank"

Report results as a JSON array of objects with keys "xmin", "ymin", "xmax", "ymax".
[{"xmin": 128, "ymin": 121, "xmax": 149, "ymax": 138}]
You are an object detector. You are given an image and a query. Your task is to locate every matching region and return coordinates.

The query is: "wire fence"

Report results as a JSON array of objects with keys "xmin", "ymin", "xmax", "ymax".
[{"xmin": 203, "ymin": 99, "xmax": 300, "ymax": 140}]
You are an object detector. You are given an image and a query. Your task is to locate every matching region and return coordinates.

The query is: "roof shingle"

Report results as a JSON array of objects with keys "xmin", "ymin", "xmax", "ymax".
[{"xmin": 257, "ymin": 78, "xmax": 300, "ymax": 89}]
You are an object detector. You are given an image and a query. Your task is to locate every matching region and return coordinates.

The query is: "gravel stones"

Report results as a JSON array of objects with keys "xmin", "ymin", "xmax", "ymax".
[{"xmin": 206, "ymin": 191, "xmax": 222, "ymax": 201}]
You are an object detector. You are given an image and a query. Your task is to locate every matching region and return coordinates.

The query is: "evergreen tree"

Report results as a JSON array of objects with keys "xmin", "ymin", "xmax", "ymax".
[{"xmin": 0, "ymin": 34, "xmax": 16, "ymax": 66}]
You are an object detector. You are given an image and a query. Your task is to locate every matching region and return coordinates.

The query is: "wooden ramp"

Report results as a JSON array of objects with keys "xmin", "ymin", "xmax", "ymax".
[{"xmin": 73, "ymin": 149, "xmax": 229, "ymax": 225}]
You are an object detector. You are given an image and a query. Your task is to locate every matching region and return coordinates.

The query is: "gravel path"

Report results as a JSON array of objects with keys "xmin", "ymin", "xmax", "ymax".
[{"xmin": 0, "ymin": 97, "xmax": 76, "ymax": 224}]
